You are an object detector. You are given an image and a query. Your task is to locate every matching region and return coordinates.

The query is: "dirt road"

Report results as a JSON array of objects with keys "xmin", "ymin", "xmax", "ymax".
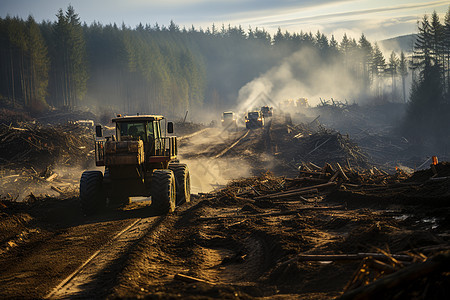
[{"xmin": 1, "ymin": 118, "xmax": 449, "ymax": 299}]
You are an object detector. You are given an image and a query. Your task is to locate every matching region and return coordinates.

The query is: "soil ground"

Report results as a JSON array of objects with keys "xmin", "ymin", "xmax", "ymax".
[{"xmin": 0, "ymin": 111, "xmax": 449, "ymax": 299}]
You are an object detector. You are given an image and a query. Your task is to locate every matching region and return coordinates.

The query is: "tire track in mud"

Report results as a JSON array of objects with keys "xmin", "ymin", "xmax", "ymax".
[
  {"xmin": 45, "ymin": 215, "xmax": 165, "ymax": 299},
  {"xmin": 214, "ymin": 130, "xmax": 250, "ymax": 159},
  {"xmin": 178, "ymin": 128, "xmax": 209, "ymax": 141},
  {"xmin": 179, "ymin": 127, "xmax": 250, "ymax": 160},
  {"xmin": 109, "ymin": 200, "xmax": 278, "ymax": 298}
]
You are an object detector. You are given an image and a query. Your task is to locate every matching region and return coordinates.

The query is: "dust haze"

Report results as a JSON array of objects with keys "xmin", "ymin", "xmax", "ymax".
[
  {"xmin": 178, "ymin": 127, "xmax": 252, "ymax": 193},
  {"xmin": 236, "ymin": 46, "xmax": 400, "ymax": 113}
]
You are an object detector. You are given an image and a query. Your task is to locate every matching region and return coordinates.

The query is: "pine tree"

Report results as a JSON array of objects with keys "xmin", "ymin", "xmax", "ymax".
[
  {"xmin": 371, "ymin": 43, "xmax": 386, "ymax": 98},
  {"xmin": 340, "ymin": 34, "xmax": 351, "ymax": 70},
  {"xmin": 358, "ymin": 34, "xmax": 373, "ymax": 93},
  {"xmin": 52, "ymin": 5, "xmax": 87, "ymax": 108},
  {"xmin": 387, "ymin": 51, "xmax": 399, "ymax": 99},
  {"xmin": 430, "ymin": 11, "xmax": 445, "ymax": 91},
  {"xmin": 398, "ymin": 51, "xmax": 409, "ymax": 103},
  {"xmin": 444, "ymin": 6, "xmax": 450, "ymax": 97},
  {"xmin": 412, "ymin": 15, "xmax": 434, "ymax": 80},
  {"xmin": 403, "ymin": 12, "xmax": 446, "ymax": 143},
  {"xmin": 8, "ymin": 17, "xmax": 28, "ymax": 106},
  {"xmin": 25, "ymin": 15, "xmax": 49, "ymax": 110}
]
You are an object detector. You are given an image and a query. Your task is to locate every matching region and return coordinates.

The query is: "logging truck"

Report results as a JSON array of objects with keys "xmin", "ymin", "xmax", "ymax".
[{"xmin": 79, "ymin": 114, "xmax": 190, "ymax": 215}]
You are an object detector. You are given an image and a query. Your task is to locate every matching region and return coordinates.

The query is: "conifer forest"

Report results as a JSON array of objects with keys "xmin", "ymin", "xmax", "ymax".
[{"xmin": 0, "ymin": 5, "xmax": 450, "ymax": 141}]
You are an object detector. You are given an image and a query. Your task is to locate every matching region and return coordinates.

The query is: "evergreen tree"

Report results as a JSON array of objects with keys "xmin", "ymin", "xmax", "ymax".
[
  {"xmin": 371, "ymin": 43, "xmax": 386, "ymax": 98},
  {"xmin": 52, "ymin": 5, "xmax": 87, "ymax": 108},
  {"xmin": 340, "ymin": 34, "xmax": 351, "ymax": 69},
  {"xmin": 403, "ymin": 11, "xmax": 448, "ymax": 145},
  {"xmin": 430, "ymin": 11, "xmax": 445, "ymax": 91},
  {"xmin": 398, "ymin": 51, "xmax": 409, "ymax": 103},
  {"xmin": 358, "ymin": 34, "xmax": 373, "ymax": 93},
  {"xmin": 444, "ymin": 6, "xmax": 450, "ymax": 97},
  {"xmin": 25, "ymin": 15, "xmax": 49, "ymax": 110},
  {"xmin": 387, "ymin": 51, "xmax": 399, "ymax": 99}
]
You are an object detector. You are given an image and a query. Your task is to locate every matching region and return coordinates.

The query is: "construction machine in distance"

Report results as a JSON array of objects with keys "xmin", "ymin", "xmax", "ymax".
[
  {"xmin": 260, "ymin": 106, "xmax": 273, "ymax": 118},
  {"xmin": 79, "ymin": 114, "xmax": 190, "ymax": 215},
  {"xmin": 245, "ymin": 111, "xmax": 265, "ymax": 129},
  {"xmin": 221, "ymin": 111, "xmax": 238, "ymax": 131}
]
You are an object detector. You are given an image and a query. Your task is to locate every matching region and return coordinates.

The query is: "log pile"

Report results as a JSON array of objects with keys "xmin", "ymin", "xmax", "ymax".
[
  {"xmin": 206, "ymin": 159, "xmax": 450, "ymax": 212},
  {"xmin": 272, "ymin": 121, "xmax": 372, "ymax": 171},
  {"xmin": 0, "ymin": 122, "xmax": 93, "ymax": 168},
  {"xmin": 200, "ymin": 163, "xmax": 450, "ymax": 299},
  {"xmin": 339, "ymin": 250, "xmax": 450, "ymax": 299}
]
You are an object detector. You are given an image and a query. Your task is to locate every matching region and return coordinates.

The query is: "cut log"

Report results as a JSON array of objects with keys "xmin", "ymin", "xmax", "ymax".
[
  {"xmin": 338, "ymin": 251, "xmax": 450, "ymax": 300},
  {"xmin": 254, "ymin": 182, "xmax": 336, "ymax": 200},
  {"xmin": 174, "ymin": 273, "xmax": 215, "ymax": 285},
  {"xmin": 336, "ymin": 163, "xmax": 349, "ymax": 181},
  {"xmin": 199, "ymin": 206, "xmax": 343, "ymax": 221},
  {"xmin": 51, "ymin": 186, "xmax": 64, "ymax": 194},
  {"xmin": 46, "ymin": 173, "xmax": 58, "ymax": 182},
  {"xmin": 279, "ymin": 253, "xmax": 413, "ymax": 267},
  {"xmin": 268, "ymin": 189, "xmax": 318, "ymax": 200}
]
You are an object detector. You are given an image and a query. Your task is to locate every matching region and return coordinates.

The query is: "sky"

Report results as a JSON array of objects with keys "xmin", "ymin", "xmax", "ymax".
[{"xmin": 1, "ymin": 0, "xmax": 449, "ymax": 41}]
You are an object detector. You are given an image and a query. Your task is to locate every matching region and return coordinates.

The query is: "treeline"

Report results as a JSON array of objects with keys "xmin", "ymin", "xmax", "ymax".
[
  {"xmin": 0, "ymin": 5, "xmax": 449, "ymax": 122},
  {"xmin": 402, "ymin": 10, "xmax": 450, "ymax": 144}
]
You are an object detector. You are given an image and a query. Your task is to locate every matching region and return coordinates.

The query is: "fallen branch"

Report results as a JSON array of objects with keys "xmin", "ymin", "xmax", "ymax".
[
  {"xmin": 336, "ymin": 163, "xmax": 349, "ymax": 181},
  {"xmin": 51, "ymin": 186, "xmax": 64, "ymax": 194},
  {"xmin": 282, "ymin": 253, "xmax": 413, "ymax": 265},
  {"xmin": 199, "ymin": 206, "xmax": 343, "ymax": 221},
  {"xmin": 214, "ymin": 130, "xmax": 249, "ymax": 159},
  {"xmin": 174, "ymin": 273, "xmax": 215, "ymax": 285},
  {"xmin": 338, "ymin": 251, "xmax": 450, "ymax": 300},
  {"xmin": 46, "ymin": 173, "xmax": 58, "ymax": 182},
  {"xmin": 254, "ymin": 182, "xmax": 336, "ymax": 200},
  {"xmin": 307, "ymin": 137, "xmax": 331, "ymax": 155}
]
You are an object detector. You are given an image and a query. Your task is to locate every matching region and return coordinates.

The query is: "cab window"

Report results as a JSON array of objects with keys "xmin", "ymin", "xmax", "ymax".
[
  {"xmin": 154, "ymin": 121, "xmax": 161, "ymax": 139},
  {"xmin": 147, "ymin": 122, "xmax": 154, "ymax": 140},
  {"xmin": 117, "ymin": 122, "xmax": 146, "ymax": 141}
]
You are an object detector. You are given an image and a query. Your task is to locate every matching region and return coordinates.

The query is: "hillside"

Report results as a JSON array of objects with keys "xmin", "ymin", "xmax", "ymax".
[{"xmin": 379, "ymin": 34, "xmax": 417, "ymax": 54}]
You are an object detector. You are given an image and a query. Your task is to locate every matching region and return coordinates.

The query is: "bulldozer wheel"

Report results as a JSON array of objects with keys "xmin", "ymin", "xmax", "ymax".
[
  {"xmin": 169, "ymin": 163, "xmax": 191, "ymax": 205},
  {"xmin": 80, "ymin": 171, "xmax": 105, "ymax": 215},
  {"xmin": 151, "ymin": 169, "xmax": 176, "ymax": 214}
]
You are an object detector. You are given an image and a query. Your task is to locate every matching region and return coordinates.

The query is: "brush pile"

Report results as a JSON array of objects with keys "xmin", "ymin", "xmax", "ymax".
[
  {"xmin": 199, "ymin": 162, "xmax": 450, "ymax": 299},
  {"xmin": 271, "ymin": 122, "xmax": 372, "ymax": 170},
  {"xmin": 209, "ymin": 160, "xmax": 450, "ymax": 205},
  {"xmin": 0, "ymin": 122, "xmax": 93, "ymax": 169}
]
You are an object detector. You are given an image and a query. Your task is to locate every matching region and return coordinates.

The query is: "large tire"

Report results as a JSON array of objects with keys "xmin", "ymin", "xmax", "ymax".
[
  {"xmin": 169, "ymin": 163, "xmax": 191, "ymax": 205},
  {"xmin": 80, "ymin": 170, "xmax": 105, "ymax": 215},
  {"xmin": 151, "ymin": 169, "xmax": 176, "ymax": 214}
]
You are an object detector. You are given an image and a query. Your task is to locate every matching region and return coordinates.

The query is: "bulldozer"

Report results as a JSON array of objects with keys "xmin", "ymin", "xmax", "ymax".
[{"xmin": 79, "ymin": 114, "xmax": 190, "ymax": 215}]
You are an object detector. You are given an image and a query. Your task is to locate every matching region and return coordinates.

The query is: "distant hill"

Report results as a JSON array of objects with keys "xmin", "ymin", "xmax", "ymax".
[{"xmin": 378, "ymin": 34, "xmax": 417, "ymax": 54}]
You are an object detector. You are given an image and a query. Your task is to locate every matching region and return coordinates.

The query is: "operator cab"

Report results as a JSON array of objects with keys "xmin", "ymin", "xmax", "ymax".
[{"xmin": 112, "ymin": 115, "xmax": 165, "ymax": 143}]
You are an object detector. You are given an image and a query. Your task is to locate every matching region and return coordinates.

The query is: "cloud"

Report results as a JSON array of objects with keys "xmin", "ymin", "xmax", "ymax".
[
  {"xmin": 260, "ymin": 0, "xmax": 449, "ymax": 27},
  {"xmin": 322, "ymin": 15, "xmax": 420, "ymax": 40}
]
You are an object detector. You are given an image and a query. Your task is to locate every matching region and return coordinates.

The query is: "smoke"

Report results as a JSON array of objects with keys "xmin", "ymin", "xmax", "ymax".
[
  {"xmin": 235, "ymin": 45, "xmax": 413, "ymax": 112},
  {"xmin": 178, "ymin": 127, "xmax": 252, "ymax": 194},
  {"xmin": 183, "ymin": 157, "xmax": 251, "ymax": 194},
  {"xmin": 236, "ymin": 47, "xmax": 360, "ymax": 112}
]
